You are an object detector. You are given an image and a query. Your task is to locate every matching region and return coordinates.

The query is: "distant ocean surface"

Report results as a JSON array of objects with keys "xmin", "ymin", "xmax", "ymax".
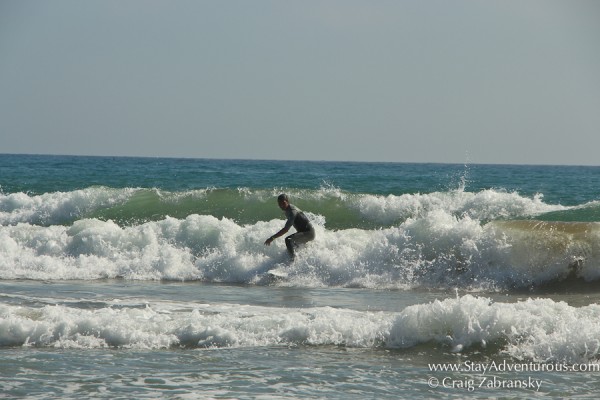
[{"xmin": 2, "ymin": 154, "xmax": 600, "ymax": 399}]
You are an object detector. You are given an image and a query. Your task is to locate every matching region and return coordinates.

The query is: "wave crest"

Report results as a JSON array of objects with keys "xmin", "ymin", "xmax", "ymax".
[{"xmin": 0, "ymin": 186, "xmax": 570, "ymax": 229}]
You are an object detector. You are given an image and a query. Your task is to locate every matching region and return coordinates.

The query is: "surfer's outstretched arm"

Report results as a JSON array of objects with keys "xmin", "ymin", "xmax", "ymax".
[{"xmin": 264, "ymin": 226, "xmax": 290, "ymax": 245}]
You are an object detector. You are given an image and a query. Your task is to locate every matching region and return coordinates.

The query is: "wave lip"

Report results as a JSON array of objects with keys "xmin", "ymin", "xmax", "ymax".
[
  {"xmin": 0, "ymin": 187, "xmax": 135, "ymax": 226},
  {"xmin": 0, "ymin": 186, "xmax": 575, "ymax": 229}
]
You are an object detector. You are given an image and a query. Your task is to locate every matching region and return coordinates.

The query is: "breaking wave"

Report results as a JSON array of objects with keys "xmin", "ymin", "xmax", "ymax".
[
  {"xmin": 1, "ymin": 186, "xmax": 599, "ymax": 290},
  {"xmin": 2, "ymin": 294, "xmax": 600, "ymax": 364}
]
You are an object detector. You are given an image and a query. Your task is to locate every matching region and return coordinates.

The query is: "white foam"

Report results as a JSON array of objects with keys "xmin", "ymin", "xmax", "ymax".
[
  {"xmin": 0, "ymin": 184, "xmax": 593, "ymax": 289},
  {"xmin": 0, "ymin": 188, "xmax": 134, "ymax": 225},
  {"xmin": 1, "ymin": 210, "xmax": 598, "ymax": 289},
  {"xmin": 389, "ymin": 294, "xmax": 600, "ymax": 363},
  {"xmin": 0, "ymin": 186, "xmax": 569, "ymax": 228},
  {"xmin": 352, "ymin": 189, "xmax": 565, "ymax": 225},
  {"xmin": 0, "ymin": 301, "xmax": 392, "ymax": 350},
  {"xmin": 2, "ymin": 295, "xmax": 599, "ymax": 363}
]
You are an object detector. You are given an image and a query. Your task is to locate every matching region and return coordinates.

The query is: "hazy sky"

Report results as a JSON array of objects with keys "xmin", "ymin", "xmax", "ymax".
[{"xmin": 1, "ymin": 0, "xmax": 599, "ymax": 165}]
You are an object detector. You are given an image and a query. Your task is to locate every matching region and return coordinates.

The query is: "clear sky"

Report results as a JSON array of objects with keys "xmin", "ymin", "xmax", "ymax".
[{"xmin": 1, "ymin": 0, "xmax": 599, "ymax": 165}]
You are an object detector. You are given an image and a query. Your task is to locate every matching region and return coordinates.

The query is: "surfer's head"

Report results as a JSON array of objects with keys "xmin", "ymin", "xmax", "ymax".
[{"xmin": 277, "ymin": 193, "xmax": 289, "ymax": 210}]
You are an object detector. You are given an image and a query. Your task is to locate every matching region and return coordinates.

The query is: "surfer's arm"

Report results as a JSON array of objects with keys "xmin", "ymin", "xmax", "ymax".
[
  {"xmin": 265, "ymin": 209, "xmax": 295, "ymax": 245},
  {"xmin": 264, "ymin": 226, "xmax": 290, "ymax": 245}
]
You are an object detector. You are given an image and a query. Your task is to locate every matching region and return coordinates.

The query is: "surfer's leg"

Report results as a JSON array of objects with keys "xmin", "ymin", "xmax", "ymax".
[
  {"xmin": 284, "ymin": 235, "xmax": 296, "ymax": 258},
  {"xmin": 285, "ymin": 230, "xmax": 315, "ymax": 258},
  {"xmin": 293, "ymin": 229, "xmax": 315, "ymax": 245}
]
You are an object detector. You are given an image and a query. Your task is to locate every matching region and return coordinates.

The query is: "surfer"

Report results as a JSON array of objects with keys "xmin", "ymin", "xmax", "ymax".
[{"xmin": 264, "ymin": 194, "xmax": 315, "ymax": 259}]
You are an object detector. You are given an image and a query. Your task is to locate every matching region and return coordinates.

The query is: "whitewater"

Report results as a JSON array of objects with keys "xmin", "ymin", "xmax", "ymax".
[
  {"xmin": 1, "ymin": 155, "xmax": 600, "ymax": 399},
  {"xmin": 2, "ymin": 185, "xmax": 599, "ymax": 290}
]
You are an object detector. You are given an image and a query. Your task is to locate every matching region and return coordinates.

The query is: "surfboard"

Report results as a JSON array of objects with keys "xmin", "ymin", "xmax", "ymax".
[{"xmin": 267, "ymin": 266, "xmax": 289, "ymax": 279}]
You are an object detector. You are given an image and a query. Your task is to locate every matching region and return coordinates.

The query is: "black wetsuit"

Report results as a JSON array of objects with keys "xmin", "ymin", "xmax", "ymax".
[{"xmin": 283, "ymin": 204, "xmax": 315, "ymax": 257}]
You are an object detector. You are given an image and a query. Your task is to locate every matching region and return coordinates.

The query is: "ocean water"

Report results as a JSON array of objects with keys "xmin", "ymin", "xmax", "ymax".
[{"xmin": 1, "ymin": 154, "xmax": 600, "ymax": 399}]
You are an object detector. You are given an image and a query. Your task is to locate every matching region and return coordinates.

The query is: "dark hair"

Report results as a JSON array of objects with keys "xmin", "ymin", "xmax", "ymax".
[{"xmin": 277, "ymin": 193, "xmax": 289, "ymax": 203}]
